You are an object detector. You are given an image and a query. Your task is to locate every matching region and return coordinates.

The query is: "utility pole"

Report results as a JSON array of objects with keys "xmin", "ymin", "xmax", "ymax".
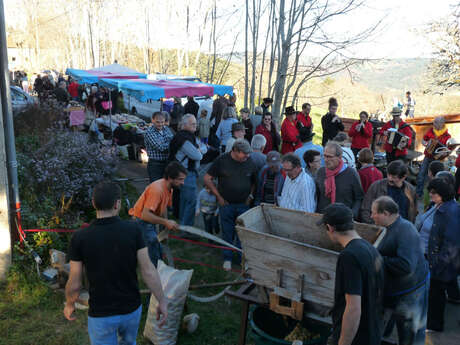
[{"xmin": 0, "ymin": 0, "xmax": 18, "ymax": 281}]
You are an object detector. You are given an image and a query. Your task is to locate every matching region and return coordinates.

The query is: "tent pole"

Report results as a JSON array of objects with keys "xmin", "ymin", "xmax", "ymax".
[
  {"xmin": 109, "ymin": 88, "xmax": 113, "ymax": 141},
  {"xmin": 160, "ymin": 98, "xmax": 163, "ymax": 112}
]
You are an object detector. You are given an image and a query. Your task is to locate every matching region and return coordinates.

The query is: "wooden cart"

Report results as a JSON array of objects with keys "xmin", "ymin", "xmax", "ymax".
[{"xmin": 236, "ymin": 204, "xmax": 386, "ymax": 320}]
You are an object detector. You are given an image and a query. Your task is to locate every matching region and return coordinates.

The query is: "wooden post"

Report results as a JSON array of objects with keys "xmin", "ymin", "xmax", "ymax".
[
  {"xmin": 0, "ymin": 112, "xmax": 11, "ymax": 280},
  {"xmin": 0, "ymin": 0, "xmax": 14, "ymax": 280}
]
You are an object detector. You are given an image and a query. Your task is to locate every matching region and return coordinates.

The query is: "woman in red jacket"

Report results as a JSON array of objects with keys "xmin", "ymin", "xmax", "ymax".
[
  {"xmin": 281, "ymin": 106, "xmax": 302, "ymax": 154},
  {"xmin": 348, "ymin": 111, "xmax": 373, "ymax": 159},
  {"xmin": 255, "ymin": 113, "xmax": 280, "ymax": 153}
]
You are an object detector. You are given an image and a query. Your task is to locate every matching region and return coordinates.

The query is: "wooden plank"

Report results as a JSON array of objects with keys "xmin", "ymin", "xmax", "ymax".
[
  {"xmin": 265, "ymin": 206, "xmax": 383, "ymax": 250},
  {"xmin": 236, "ymin": 206, "xmax": 266, "ymax": 233},
  {"xmin": 243, "ymin": 245, "xmax": 336, "ymax": 290},
  {"xmin": 245, "ymin": 258, "xmax": 334, "ymax": 308},
  {"xmin": 237, "ymin": 227, "xmax": 339, "ymax": 268}
]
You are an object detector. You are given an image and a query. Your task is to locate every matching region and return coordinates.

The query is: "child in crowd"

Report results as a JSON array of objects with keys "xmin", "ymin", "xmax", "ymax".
[
  {"xmin": 196, "ymin": 185, "xmax": 219, "ymax": 235},
  {"xmin": 198, "ymin": 109, "xmax": 210, "ymax": 144},
  {"xmin": 357, "ymin": 148, "xmax": 383, "ymax": 194}
]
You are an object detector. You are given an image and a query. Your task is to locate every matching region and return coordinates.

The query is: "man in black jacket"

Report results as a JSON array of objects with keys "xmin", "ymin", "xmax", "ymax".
[
  {"xmin": 371, "ymin": 196, "xmax": 429, "ymax": 345},
  {"xmin": 184, "ymin": 96, "xmax": 199, "ymax": 117},
  {"xmin": 321, "ymin": 97, "xmax": 344, "ymax": 146},
  {"xmin": 170, "ymin": 97, "xmax": 184, "ymax": 132}
]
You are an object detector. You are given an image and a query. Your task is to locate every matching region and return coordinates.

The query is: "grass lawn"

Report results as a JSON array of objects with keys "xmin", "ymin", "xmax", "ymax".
[{"xmin": 0, "ymin": 234, "xmax": 247, "ymax": 345}]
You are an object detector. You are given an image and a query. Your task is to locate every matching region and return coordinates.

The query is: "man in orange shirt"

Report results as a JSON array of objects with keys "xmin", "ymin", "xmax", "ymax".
[{"xmin": 129, "ymin": 161, "xmax": 187, "ymax": 266}]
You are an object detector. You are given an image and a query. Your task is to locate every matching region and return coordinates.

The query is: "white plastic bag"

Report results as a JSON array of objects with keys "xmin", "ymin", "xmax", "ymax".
[{"xmin": 143, "ymin": 260, "xmax": 193, "ymax": 345}]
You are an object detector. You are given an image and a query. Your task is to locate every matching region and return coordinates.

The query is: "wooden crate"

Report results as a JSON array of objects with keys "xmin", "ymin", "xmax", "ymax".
[{"xmin": 236, "ymin": 204, "xmax": 386, "ymax": 317}]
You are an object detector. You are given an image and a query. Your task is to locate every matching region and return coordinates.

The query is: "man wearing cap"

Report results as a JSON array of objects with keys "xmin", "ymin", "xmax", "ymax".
[
  {"xmin": 281, "ymin": 106, "xmax": 302, "ymax": 154},
  {"xmin": 316, "ymin": 142, "xmax": 364, "ymax": 219},
  {"xmin": 377, "ymin": 107, "xmax": 413, "ymax": 163},
  {"xmin": 279, "ymin": 153, "xmax": 316, "ymax": 213},
  {"xmin": 294, "ymin": 127, "xmax": 324, "ymax": 168},
  {"xmin": 204, "ymin": 139, "xmax": 258, "ymax": 271},
  {"xmin": 371, "ymin": 196, "xmax": 429, "ymax": 345},
  {"xmin": 240, "ymin": 107, "xmax": 254, "ymax": 142},
  {"xmin": 255, "ymin": 151, "xmax": 286, "ymax": 206},
  {"xmin": 225, "ymin": 122, "xmax": 247, "ymax": 153},
  {"xmin": 319, "ymin": 203, "xmax": 384, "ymax": 345},
  {"xmin": 261, "ymin": 97, "xmax": 273, "ymax": 115}
]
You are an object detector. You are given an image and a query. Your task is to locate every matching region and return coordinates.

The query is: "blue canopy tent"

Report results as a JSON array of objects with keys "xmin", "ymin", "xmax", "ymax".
[{"xmin": 65, "ymin": 68, "xmax": 147, "ymax": 84}]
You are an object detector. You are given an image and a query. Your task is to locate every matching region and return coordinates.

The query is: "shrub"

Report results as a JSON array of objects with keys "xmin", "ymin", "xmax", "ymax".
[
  {"xmin": 18, "ymin": 130, "xmax": 118, "ymax": 229},
  {"xmin": 13, "ymin": 98, "xmax": 67, "ymax": 140}
]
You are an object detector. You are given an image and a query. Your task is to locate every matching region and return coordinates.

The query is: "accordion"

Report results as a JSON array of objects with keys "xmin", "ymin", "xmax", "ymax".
[
  {"xmin": 426, "ymin": 139, "xmax": 454, "ymax": 160},
  {"xmin": 387, "ymin": 129, "xmax": 410, "ymax": 150}
]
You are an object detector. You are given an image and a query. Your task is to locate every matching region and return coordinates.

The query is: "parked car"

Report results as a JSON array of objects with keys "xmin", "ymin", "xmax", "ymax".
[
  {"xmin": 10, "ymin": 85, "xmax": 37, "ymax": 115},
  {"xmin": 125, "ymin": 94, "xmax": 211, "ymax": 122}
]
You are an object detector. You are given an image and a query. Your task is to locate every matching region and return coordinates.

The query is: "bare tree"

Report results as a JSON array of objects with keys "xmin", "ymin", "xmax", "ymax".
[{"xmin": 425, "ymin": 3, "xmax": 460, "ymax": 91}]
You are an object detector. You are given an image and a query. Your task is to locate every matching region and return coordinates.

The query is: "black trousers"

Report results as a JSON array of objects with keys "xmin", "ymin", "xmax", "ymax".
[{"xmin": 427, "ymin": 278, "xmax": 454, "ymax": 331}]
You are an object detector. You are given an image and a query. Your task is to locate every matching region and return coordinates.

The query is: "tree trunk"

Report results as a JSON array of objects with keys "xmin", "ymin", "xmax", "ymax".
[
  {"xmin": 258, "ymin": 0, "xmax": 273, "ymax": 106},
  {"xmin": 244, "ymin": 0, "xmax": 249, "ymax": 108}
]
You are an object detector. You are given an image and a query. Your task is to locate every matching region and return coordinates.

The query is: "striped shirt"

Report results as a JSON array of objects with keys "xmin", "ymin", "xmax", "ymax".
[
  {"xmin": 144, "ymin": 126, "xmax": 174, "ymax": 161},
  {"xmin": 279, "ymin": 169, "xmax": 316, "ymax": 212}
]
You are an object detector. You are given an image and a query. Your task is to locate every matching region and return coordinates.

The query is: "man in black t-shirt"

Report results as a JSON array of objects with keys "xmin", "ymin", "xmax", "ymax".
[
  {"xmin": 204, "ymin": 139, "xmax": 258, "ymax": 271},
  {"xmin": 318, "ymin": 203, "xmax": 384, "ymax": 345},
  {"xmin": 64, "ymin": 182, "xmax": 168, "ymax": 345}
]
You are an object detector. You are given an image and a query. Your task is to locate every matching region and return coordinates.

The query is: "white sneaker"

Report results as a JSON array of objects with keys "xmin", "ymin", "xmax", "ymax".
[{"xmin": 223, "ymin": 261, "xmax": 232, "ymax": 271}]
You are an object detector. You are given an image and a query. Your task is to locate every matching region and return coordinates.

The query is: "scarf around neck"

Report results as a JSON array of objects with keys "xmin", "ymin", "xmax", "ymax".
[
  {"xmin": 325, "ymin": 159, "xmax": 344, "ymax": 203},
  {"xmin": 433, "ymin": 126, "xmax": 447, "ymax": 138}
]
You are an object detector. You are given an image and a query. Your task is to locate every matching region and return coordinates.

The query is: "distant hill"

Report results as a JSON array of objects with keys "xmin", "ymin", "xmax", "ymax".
[{"xmin": 350, "ymin": 58, "xmax": 432, "ymax": 93}]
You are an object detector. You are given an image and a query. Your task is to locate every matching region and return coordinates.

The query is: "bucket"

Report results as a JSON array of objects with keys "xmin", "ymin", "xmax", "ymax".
[{"xmin": 249, "ymin": 306, "xmax": 331, "ymax": 345}]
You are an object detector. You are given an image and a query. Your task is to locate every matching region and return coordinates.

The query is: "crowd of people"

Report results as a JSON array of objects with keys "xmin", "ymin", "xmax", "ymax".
[{"xmin": 64, "ymin": 91, "xmax": 460, "ymax": 345}]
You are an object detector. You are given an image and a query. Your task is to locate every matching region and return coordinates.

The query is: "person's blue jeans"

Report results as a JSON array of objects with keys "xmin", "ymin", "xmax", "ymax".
[
  {"xmin": 179, "ymin": 171, "xmax": 197, "ymax": 226},
  {"xmin": 136, "ymin": 219, "xmax": 161, "ymax": 267},
  {"xmin": 147, "ymin": 159, "xmax": 167, "ymax": 183},
  {"xmin": 88, "ymin": 305, "xmax": 142, "ymax": 345},
  {"xmin": 383, "ymin": 280, "xmax": 429, "ymax": 345},
  {"xmin": 219, "ymin": 203, "xmax": 249, "ymax": 262},
  {"xmin": 416, "ymin": 156, "xmax": 433, "ymax": 197}
]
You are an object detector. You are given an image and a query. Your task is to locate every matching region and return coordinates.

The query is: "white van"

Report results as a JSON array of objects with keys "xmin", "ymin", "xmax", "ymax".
[{"xmin": 123, "ymin": 74, "xmax": 205, "ymax": 122}]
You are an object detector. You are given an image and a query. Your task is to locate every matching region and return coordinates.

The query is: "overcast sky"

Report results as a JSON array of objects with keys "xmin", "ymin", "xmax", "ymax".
[{"xmin": 4, "ymin": 0, "xmax": 458, "ymax": 59}]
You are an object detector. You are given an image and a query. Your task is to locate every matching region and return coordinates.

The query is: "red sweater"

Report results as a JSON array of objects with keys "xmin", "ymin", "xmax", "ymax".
[
  {"xmin": 255, "ymin": 124, "xmax": 276, "ymax": 154},
  {"xmin": 358, "ymin": 165, "xmax": 383, "ymax": 194},
  {"xmin": 296, "ymin": 112, "xmax": 312, "ymax": 128},
  {"xmin": 67, "ymin": 82, "xmax": 79, "ymax": 98},
  {"xmin": 422, "ymin": 128, "xmax": 451, "ymax": 158},
  {"xmin": 281, "ymin": 118, "xmax": 302, "ymax": 154},
  {"xmin": 379, "ymin": 120, "xmax": 413, "ymax": 157},
  {"xmin": 348, "ymin": 121, "xmax": 373, "ymax": 149}
]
